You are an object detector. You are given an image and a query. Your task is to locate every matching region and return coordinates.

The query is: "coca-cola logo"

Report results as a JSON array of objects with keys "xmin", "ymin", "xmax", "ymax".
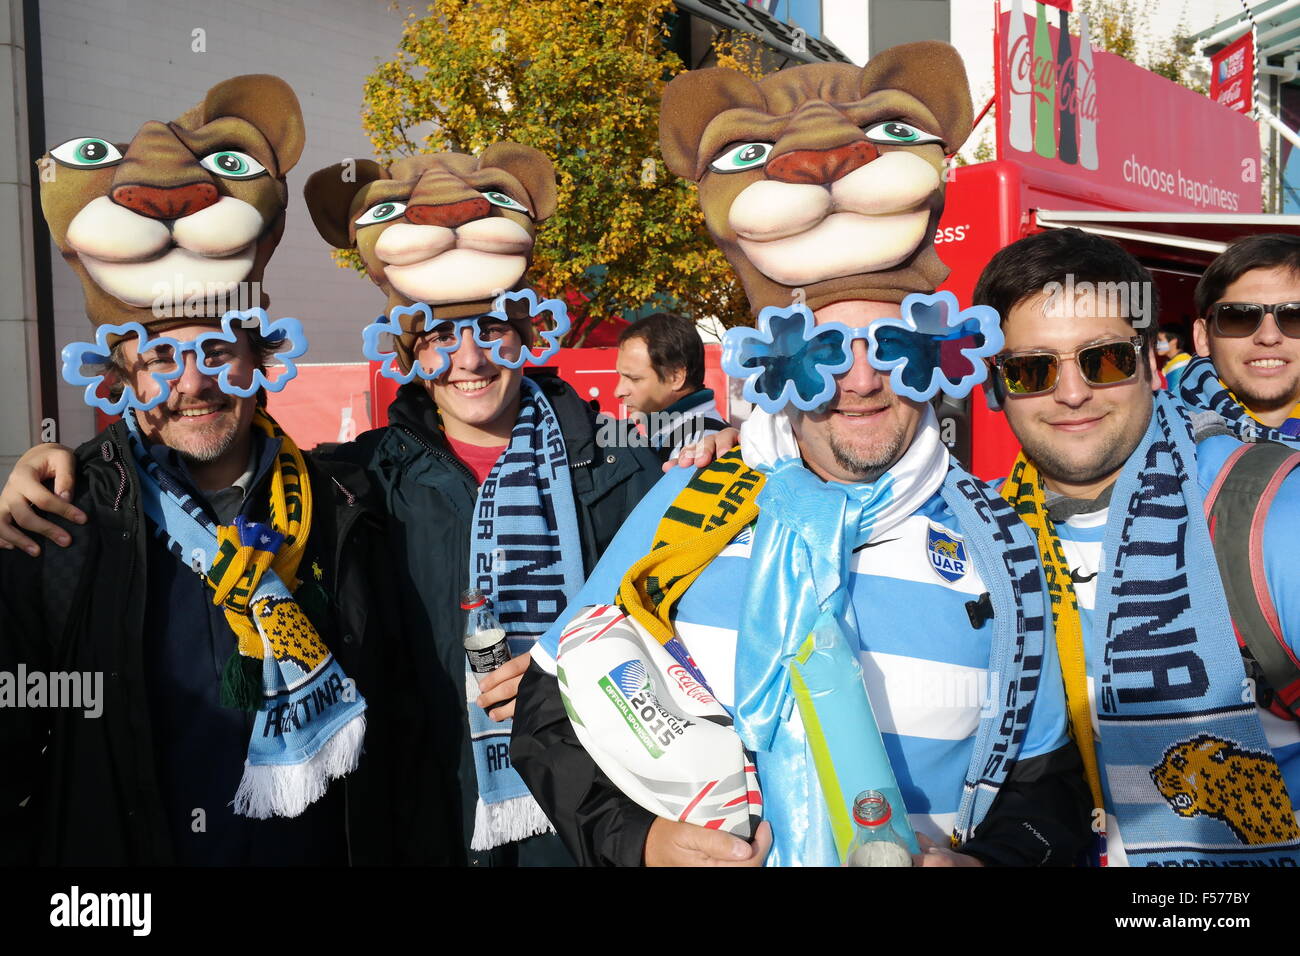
[
  {"xmin": 1215, "ymin": 79, "xmax": 1244, "ymax": 105},
  {"xmin": 1007, "ymin": 33, "xmax": 1098, "ymax": 122},
  {"xmin": 667, "ymin": 664, "xmax": 717, "ymax": 705}
]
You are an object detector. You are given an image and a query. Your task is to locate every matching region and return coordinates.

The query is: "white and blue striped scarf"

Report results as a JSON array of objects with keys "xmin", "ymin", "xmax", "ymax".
[
  {"xmin": 466, "ymin": 376, "xmax": 584, "ymax": 849},
  {"xmin": 1094, "ymin": 393, "xmax": 1300, "ymax": 865}
]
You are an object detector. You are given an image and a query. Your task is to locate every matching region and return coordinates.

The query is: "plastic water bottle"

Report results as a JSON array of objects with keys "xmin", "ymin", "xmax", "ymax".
[
  {"xmin": 845, "ymin": 790, "xmax": 913, "ymax": 867},
  {"xmin": 462, "ymin": 588, "xmax": 510, "ymax": 688}
]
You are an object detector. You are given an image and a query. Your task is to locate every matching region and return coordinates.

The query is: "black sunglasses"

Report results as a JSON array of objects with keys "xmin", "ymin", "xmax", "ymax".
[
  {"xmin": 994, "ymin": 337, "xmax": 1144, "ymax": 397},
  {"xmin": 1207, "ymin": 302, "xmax": 1300, "ymax": 339}
]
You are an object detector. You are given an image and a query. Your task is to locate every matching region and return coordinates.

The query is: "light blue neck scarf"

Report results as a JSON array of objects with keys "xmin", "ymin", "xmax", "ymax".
[{"xmin": 733, "ymin": 408, "xmax": 1048, "ymax": 865}]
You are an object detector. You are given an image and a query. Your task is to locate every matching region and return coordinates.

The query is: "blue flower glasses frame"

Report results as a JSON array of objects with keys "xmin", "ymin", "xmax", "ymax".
[
  {"xmin": 864, "ymin": 291, "xmax": 1003, "ymax": 403},
  {"xmin": 60, "ymin": 309, "xmax": 307, "ymax": 414},
  {"xmin": 362, "ymin": 288, "xmax": 572, "ymax": 384},
  {"xmin": 721, "ymin": 292, "xmax": 1003, "ymax": 414}
]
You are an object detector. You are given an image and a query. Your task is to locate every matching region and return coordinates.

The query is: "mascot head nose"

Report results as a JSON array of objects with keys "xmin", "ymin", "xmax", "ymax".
[
  {"xmin": 406, "ymin": 196, "xmax": 491, "ymax": 229},
  {"xmin": 110, "ymin": 182, "xmax": 220, "ymax": 220},
  {"xmin": 766, "ymin": 141, "xmax": 879, "ymax": 186}
]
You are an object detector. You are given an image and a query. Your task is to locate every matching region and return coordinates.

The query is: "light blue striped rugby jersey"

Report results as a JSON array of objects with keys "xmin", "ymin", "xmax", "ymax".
[
  {"xmin": 1049, "ymin": 433, "xmax": 1300, "ymax": 864},
  {"xmin": 533, "ymin": 465, "xmax": 1072, "ymax": 846}
]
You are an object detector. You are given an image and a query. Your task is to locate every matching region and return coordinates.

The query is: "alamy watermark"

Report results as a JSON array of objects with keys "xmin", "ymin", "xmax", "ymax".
[
  {"xmin": 151, "ymin": 278, "xmax": 262, "ymax": 319},
  {"xmin": 50, "ymin": 886, "xmax": 150, "ymax": 936},
  {"xmin": 596, "ymin": 411, "xmax": 711, "ymax": 450},
  {"xmin": 1043, "ymin": 274, "xmax": 1153, "ymax": 328},
  {"xmin": 888, "ymin": 668, "xmax": 1003, "ymax": 718},
  {"xmin": 0, "ymin": 665, "xmax": 102, "ymax": 718}
]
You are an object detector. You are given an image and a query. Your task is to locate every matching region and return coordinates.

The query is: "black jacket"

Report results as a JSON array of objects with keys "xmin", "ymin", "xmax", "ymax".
[
  {"xmin": 0, "ymin": 422, "xmax": 419, "ymax": 865},
  {"xmin": 326, "ymin": 374, "xmax": 665, "ymax": 865}
]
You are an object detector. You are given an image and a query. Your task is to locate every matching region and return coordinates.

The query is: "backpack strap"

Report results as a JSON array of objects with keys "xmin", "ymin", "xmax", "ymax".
[{"xmin": 1203, "ymin": 441, "xmax": 1300, "ymax": 720}]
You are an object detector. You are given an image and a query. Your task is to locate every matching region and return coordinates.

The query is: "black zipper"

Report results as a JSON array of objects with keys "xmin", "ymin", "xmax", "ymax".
[
  {"xmin": 101, "ymin": 439, "xmax": 127, "ymax": 511},
  {"xmin": 327, "ymin": 473, "xmax": 364, "ymax": 867},
  {"xmin": 330, "ymin": 475, "xmax": 356, "ymax": 507},
  {"xmin": 393, "ymin": 423, "xmax": 479, "ymax": 486}
]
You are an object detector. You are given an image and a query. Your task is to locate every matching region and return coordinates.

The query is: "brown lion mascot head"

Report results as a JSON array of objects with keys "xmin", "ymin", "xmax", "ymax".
[
  {"xmin": 659, "ymin": 42, "xmax": 973, "ymax": 316},
  {"xmin": 304, "ymin": 146, "xmax": 557, "ymax": 371},
  {"xmin": 39, "ymin": 74, "xmax": 305, "ymax": 330}
]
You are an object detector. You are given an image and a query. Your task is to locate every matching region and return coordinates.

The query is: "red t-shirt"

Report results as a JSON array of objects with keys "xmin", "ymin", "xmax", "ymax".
[{"xmin": 444, "ymin": 435, "xmax": 507, "ymax": 484}]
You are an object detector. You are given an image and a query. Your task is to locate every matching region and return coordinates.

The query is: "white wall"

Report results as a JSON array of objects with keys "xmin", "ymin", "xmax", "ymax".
[
  {"xmin": 823, "ymin": 0, "xmax": 871, "ymax": 65},
  {"xmin": 37, "ymin": 0, "xmax": 406, "ymax": 445}
]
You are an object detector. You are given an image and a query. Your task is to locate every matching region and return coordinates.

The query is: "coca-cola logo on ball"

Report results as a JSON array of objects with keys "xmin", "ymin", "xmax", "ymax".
[{"xmin": 667, "ymin": 664, "xmax": 718, "ymax": 706}]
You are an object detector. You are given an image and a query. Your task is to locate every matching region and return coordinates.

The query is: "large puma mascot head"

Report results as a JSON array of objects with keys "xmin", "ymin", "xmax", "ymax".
[
  {"xmin": 304, "ymin": 147, "xmax": 557, "ymax": 371},
  {"xmin": 659, "ymin": 42, "xmax": 972, "ymax": 315},
  {"xmin": 40, "ymin": 74, "xmax": 305, "ymax": 329}
]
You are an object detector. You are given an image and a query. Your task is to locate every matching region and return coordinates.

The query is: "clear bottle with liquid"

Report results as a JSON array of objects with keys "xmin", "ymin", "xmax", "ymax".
[
  {"xmin": 845, "ymin": 790, "xmax": 913, "ymax": 867},
  {"xmin": 462, "ymin": 588, "xmax": 510, "ymax": 688}
]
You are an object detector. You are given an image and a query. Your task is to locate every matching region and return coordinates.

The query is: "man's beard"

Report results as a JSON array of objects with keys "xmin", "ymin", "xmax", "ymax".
[
  {"xmin": 175, "ymin": 423, "xmax": 240, "ymax": 464},
  {"xmin": 161, "ymin": 403, "xmax": 241, "ymax": 464},
  {"xmin": 828, "ymin": 421, "xmax": 908, "ymax": 483},
  {"xmin": 1229, "ymin": 375, "xmax": 1300, "ymax": 417}
]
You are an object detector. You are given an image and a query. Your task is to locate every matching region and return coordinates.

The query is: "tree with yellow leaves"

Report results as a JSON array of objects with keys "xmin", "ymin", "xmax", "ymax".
[{"xmin": 354, "ymin": 0, "xmax": 756, "ymax": 340}]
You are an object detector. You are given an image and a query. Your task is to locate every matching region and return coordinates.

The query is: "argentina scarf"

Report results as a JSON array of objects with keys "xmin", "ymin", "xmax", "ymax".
[
  {"xmin": 1178, "ymin": 355, "xmax": 1300, "ymax": 445},
  {"xmin": 466, "ymin": 376, "xmax": 583, "ymax": 849},
  {"xmin": 1037, "ymin": 393, "xmax": 1299, "ymax": 865},
  {"xmin": 734, "ymin": 408, "xmax": 1049, "ymax": 865},
  {"xmin": 124, "ymin": 410, "xmax": 366, "ymax": 818}
]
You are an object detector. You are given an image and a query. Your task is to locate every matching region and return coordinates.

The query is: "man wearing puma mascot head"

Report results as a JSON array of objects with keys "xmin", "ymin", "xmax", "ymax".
[
  {"xmin": 302, "ymin": 142, "xmax": 677, "ymax": 865},
  {"xmin": 0, "ymin": 75, "xmax": 414, "ymax": 865},
  {"xmin": 512, "ymin": 43, "xmax": 1092, "ymax": 867}
]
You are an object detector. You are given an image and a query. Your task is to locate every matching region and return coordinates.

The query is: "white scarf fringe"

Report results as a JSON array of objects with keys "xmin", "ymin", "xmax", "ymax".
[
  {"xmin": 470, "ymin": 794, "xmax": 556, "ymax": 851},
  {"xmin": 233, "ymin": 714, "xmax": 366, "ymax": 819}
]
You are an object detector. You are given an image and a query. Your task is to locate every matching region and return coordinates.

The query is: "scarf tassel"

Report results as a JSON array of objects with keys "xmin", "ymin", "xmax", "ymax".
[
  {"xmin": 470, "ymin": 795, "xmax": 555, "ymax": 851},
  {"xmin": 220, "ymin": 651, "xmax": 264, "ymax": 713},
  {"xmin": 232, "ymin": 713, "xmax": 366, "ymax": 819}
]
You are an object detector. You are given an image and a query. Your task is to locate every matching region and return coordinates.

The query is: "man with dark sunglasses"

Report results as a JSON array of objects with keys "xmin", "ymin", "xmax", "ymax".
[
  {"xmin": 973, "ymin": 227, "xmax": 1300, "ymax": 867},
  {"xmin": 1181, "ymin": 234, "xmax": 1300, "ymax": 444}
]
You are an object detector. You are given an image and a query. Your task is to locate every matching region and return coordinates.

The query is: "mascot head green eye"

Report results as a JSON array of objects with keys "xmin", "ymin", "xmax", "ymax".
[
  {"xmin": 51, "ymin": 137, "xmax": 124, "ymax": 168},
  {"xmin": 200, "ymin": 150, "xmax": 267, "ymax": 180},
  {"xmin": 709, "ymin": 142, "xmax": 773, "ymax": 174},
  {"xmin": 863, "ymin": 122, "xmax": 942, "ymax": 148},
  {"xmin": 482, "ymin": 190, "xmax": 529, "ymax": 214},
  {"xmin": 355, "ymin": 201, "xmax": 408, "ymax": 227}
]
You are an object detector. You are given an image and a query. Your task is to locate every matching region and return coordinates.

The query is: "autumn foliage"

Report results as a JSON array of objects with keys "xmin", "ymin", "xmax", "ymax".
[{"xmin": 354, "ymin": 0, "xmax": 755, "ymax": 340}]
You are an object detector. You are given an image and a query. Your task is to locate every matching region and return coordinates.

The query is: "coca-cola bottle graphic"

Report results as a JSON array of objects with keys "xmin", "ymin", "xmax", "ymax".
[
  {"xmin": 1032, "ymin": 1, "xmax": 1057, "ymax": 159},
  {"xmin": 1056, "ymin": 6, "xmax": 1078, "ymax": 164},
  {"xmin": 1007, "ymin": 0, "xmax": 1032, "ymax": 153},
  {"xmin": 1076, "ymin": 5, "xmax": 1099, "ymax": 170}
]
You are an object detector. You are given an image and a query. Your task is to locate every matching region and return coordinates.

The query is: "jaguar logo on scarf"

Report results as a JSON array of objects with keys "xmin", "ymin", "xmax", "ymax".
[{"xmin": 1152, "ymin": 734, "xmax": 1300, "ymax": 846}]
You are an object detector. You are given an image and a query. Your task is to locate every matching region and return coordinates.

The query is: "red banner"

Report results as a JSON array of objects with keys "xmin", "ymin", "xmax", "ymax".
[
  {"xmin": 996, "ymin": 8, "xmax": 1262, "ymax": 213},
  {"xmin": 1210, "ymin": 31, "xmax": 1254, "ymax": 115}
]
